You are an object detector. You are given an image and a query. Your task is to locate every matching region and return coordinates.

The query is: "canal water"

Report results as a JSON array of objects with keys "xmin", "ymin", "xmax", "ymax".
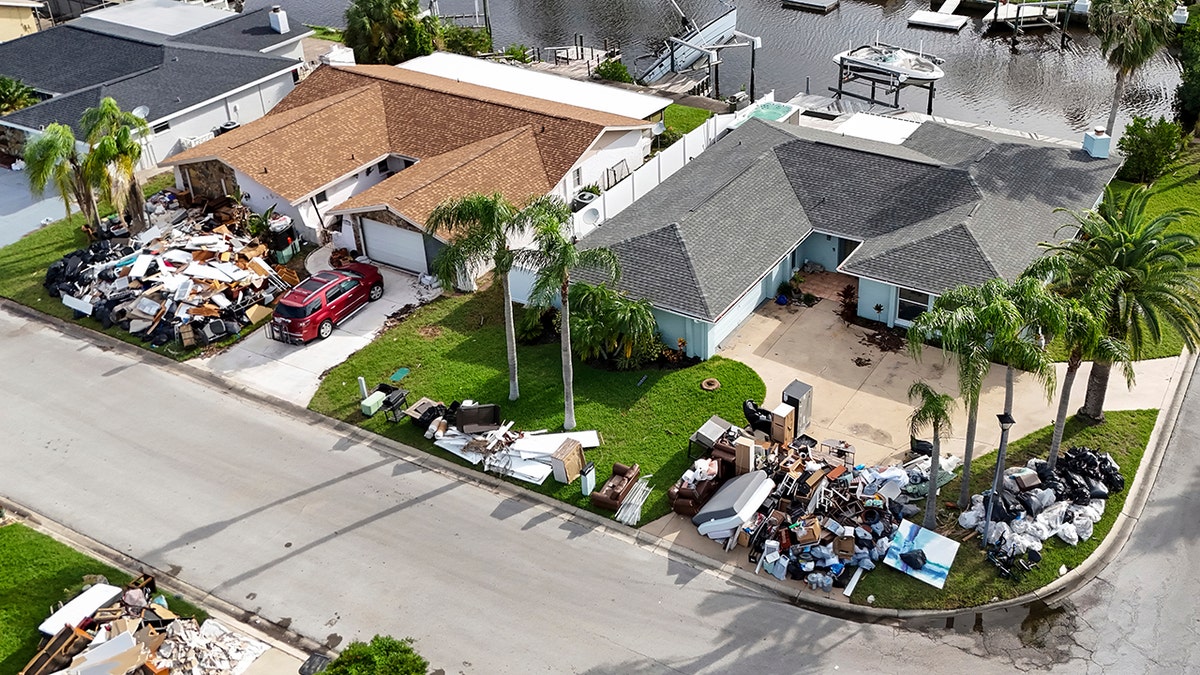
[{"xmin": 257, "ymin": 0, "xmax": 1180, "ymax": 139}]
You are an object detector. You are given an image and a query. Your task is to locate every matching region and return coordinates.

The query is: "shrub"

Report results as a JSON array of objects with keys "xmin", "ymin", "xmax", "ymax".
[
  {"xmin": 503, "ymin": 43, "xmax": 533, "ymax": 63},
  {"xmin": 594, "ymin": 58, "xmax": 634, "ymax": 84},
  {"xmin": 837, "ymin": 283, "xmax": 858, "ymax": 322},
  {"xmin": 569, "ymin": 282, "xmax": 658, "ymax": 369},
  {"xmin": 326, "ymin": 635, "xmax": 428, "ymax": 675},
  {"xmin": 1116, "ymin": 116, "xmax": 1187, "ymax": 183},
  {"xmin": 440, "ymin": 24, "xmax": 492, "ymax": 56}
]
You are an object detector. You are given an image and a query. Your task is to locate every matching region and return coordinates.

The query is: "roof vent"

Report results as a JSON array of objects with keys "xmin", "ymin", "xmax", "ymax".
[{"xmin": 269, "ymin": 6, "xmax": 290, "ymax": 34}]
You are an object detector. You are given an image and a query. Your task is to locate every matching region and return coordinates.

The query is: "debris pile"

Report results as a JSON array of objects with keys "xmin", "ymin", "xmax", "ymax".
[
  {"xmin": 43, "ymin": 196, "xmax": 294, "ymax": 350},
  {"xmin": 403, "ymin": 397, "xmax": 601, "ymax": 485},
  {"xmin": 21, "ymin": 574, "xmax": 269, "ymax": 675},
  {"xmin": 958, "ymin": 446, "xmax": 1123, "ymax": 554}
]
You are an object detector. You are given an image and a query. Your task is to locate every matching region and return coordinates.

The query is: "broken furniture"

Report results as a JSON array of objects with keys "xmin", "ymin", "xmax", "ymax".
[
  {"xmin": 817, "ymin": 439, "xmax": 856, "ymax": 467},
  {"xmin": 668, "ymin": 465, "xmax": 723, "ymax": 517},
  {"xmin": 550, "ymin": 439, "xmax": 586, "ymax": 484},
  {"xmin": 590, "ymin": 463, "xmax": 642, "ymax": 510},
  {"xmin": 368, "ymin": 382, "xmax": 410, "ymax": 422},
  {"xmin": 456, "ymin": 403, "xmax": 502, "ymax": 434},
  {"xmin": 688, "ymin": 415, "xmax": 733, "ymax": 459}
]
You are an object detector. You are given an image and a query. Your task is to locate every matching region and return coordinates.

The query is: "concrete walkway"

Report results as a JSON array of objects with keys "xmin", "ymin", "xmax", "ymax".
[
  {"xmin": 192, "ymin": 246, "xmax": 439, "ymax": 406},
  {"xmin": 717, "ymin": 300, "xmax": 1180, "ymax": 465}
]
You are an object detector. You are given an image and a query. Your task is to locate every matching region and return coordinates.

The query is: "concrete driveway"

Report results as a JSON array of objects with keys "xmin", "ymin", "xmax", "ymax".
[
  {"xmin": 717, "ymin": 300, "xmax": 1182, "ymax": 465},
  {"xmin": 0, "ymin": 167, "xmax": 75, "ymax": 247},
  {"xmin": 194, "ymin": 249, "xmax": 439, "ymax": 406}
]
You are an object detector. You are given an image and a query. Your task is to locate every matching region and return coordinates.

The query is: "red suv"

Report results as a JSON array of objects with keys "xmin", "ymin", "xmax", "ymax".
[{"xmin": 268, "ymin": 262, "xmax": 384, "ymax": 344}]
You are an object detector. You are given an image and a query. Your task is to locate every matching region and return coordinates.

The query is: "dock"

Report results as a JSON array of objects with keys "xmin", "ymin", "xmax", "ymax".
[
  {"xmin": 909, "ymin": 0, "xmax": 969, "ymax": 31},
  {"xmin": 983, "ymin": 2, "xmax": 1060, "ymax": 25},
  {"xmin": 782, "ymin": 0, "xmax": 840, "ymax": 13}
]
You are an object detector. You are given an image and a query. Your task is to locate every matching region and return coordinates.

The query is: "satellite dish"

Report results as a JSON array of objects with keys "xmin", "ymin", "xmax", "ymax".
[
  {"xmin": 132, "ymin": 105, "xmax": 150, "ymax": 119},
  {"xmin": 652, "ymin": 121, "xmax": 667, "ymax": 136}
]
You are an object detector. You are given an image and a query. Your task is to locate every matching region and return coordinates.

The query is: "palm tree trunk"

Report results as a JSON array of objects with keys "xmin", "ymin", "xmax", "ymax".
[
  {"xmin": 1106, "ymin": 69, "xmax": 1127, "ymax": 136},
  {"xmin": 1079, "ymin": 360, "xmax": 1110, "ymax": 422},
  {"xmin": 502, "ymin": 273, "xmax": 520, "ymax": 400},
  {"xmin": 923, "ymin": 430, "xmax": 942, "ymax": 530},
  {"xmin": 560, "ymin": 281, "xmax": 576, "ymax": 431},
  {"xmin": 128, "ymin": 180, "xmax": 148, "ymax": 233},
  {"xmin": 1048, "ymin": 357, "xmax": 1080, "ymax": 470},
  {"xmin": 1004, "ymin": 365, "xmax": 1014, "ymax": 415},
  {"xmin": 958, "ymin": 397, "xmax": 979, "ymax": 509}
]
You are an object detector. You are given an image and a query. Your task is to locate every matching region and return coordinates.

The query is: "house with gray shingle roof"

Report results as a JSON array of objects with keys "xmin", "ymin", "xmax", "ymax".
[
  {"xmin": 576, "ymin": 115, "xmax": 1119, "ymax": 358},
  {"xmin": 0, "ymin": 0, "xmax": 311, "ymax": 169}
]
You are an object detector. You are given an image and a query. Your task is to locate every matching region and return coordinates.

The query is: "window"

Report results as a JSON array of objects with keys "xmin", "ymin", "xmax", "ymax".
[
  {"xmin": 325, "ymin": 283, "xmax": 349, "ymax": 303},
  {"xmin": 275, "ymin": 298, "xmax": 321, "ymax": 319},
  {"xmin": 572, "ymin": 167, "xmax": 583, "ymax": 187},
  {"xmin": 152, "ymin": 121, "xmax": 170, "ymax": 133},
  {"xmin": 896, "ymin": 288, "xmax": 931, "ymax": 323},
  {"xmin": 315, "ymin": 190, "xmax": 328, "ymax": 204}
]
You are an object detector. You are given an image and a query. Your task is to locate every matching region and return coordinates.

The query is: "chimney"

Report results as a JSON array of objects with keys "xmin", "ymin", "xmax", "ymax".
[
  {"xmin": 269, "ymin": 6, "xmax": 290, "ymax": 34},
  {"xmin": 1083, "ymin": 126, "xmax": 1110, "ymax": 159}
]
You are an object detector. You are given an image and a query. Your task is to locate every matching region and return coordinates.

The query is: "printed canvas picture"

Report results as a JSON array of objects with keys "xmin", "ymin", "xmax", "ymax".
[{"xmin": 883, "ymin": 518, "xmax": 959, "ymax": 589}]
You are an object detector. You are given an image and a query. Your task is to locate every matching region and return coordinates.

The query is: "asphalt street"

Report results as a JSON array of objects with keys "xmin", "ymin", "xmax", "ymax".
[{"xmin": 0, "ymin": 306, "xmax": 1192, "ymax": 673}]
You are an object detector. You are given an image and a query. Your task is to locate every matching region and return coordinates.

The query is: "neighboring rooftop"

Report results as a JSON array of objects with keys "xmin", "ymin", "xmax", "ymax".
[
  {"xmin": 582, "ymin": 116, "xmax": 1119, "ymax": 322},
  {"xmin": 167, "ymin": 64, "xmax": 650, "ymax": 217},
  {"xmin": 398, "ymin": 52, "xmax": 672, "ymax": 121},
  {"xmin": 71, "ymin": 0, "xmax": 231, "ymax": 41},
  {"xmin": 0, "ymin": 3, "xmax": 308, "ymax": 131}
]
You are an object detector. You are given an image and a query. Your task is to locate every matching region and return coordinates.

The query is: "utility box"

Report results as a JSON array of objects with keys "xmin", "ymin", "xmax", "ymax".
[{"xmin": 782, "ymin": 379, "xmax": 813, "ymax": 437}]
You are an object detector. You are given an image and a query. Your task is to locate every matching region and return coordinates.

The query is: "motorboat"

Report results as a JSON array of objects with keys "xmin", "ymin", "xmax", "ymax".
[
  {"xmin": 832, "ymin": 42, "xmax": 945, "ymax": 82},
  {"xmin": 639, "ymin": 1, "xmax": 738, "ymax": 84}
]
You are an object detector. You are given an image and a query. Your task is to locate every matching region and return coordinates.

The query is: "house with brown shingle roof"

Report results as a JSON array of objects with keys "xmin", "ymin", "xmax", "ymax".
[{"xmin": 164, "ymin": 63, "xmax": 657, "ymax": 276}]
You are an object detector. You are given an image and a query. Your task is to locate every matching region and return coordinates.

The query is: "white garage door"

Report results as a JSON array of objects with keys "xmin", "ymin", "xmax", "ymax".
[{"xmin": 360, "ymin": 218, "xmax": 427, "ymax": 273}]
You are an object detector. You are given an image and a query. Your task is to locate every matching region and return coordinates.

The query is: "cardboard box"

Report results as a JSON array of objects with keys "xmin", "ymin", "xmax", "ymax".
[
  {"xmin": 550, "ymin": 439, "xmax": 585, "ymax": 484},
  {"xmin": 833, "ymin": 535, "xmax": 856, "ymax": 558}
]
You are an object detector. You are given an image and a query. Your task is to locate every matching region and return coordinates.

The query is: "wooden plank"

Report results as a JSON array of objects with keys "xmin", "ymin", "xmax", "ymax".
[{"xmin": 937, "ymin": 0, "xmax": 961, "ymax": 13}]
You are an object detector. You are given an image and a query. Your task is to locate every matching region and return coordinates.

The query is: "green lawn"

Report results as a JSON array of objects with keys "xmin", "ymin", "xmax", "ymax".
[
  {"xmin": 308, "ymin": 25, "xmax": 344, "ymax": 42},
  {"xmin": 0, "ymin": 172, "xmax": 260, "ymax": 360},
  {"xmin": 853, "ymin": 408, "xmax": 1157, "ymax": 609},
  {"xmin": 0, "ymin": 523, "xmax": 208, "ymax": 673},
  {"xmin": 309, "ymin": 283, "xmax": 765, "ymax": 523},
  {"xmin": 663, "ymin": 103, "xmax": 713, "ymax": 135}
]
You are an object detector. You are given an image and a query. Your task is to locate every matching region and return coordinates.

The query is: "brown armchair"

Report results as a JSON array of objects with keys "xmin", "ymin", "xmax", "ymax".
[
  {"xmin": 667, "ymin": 477, "xmax": 721, "ymax": 517},
  {"xmin": 590, "ymin": 463, "xmax": 641, "ymax": 511}
]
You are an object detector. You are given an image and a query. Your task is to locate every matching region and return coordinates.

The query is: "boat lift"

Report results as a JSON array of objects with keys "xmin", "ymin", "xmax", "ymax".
[
  {"xmin": 830, "ymin": 43, "xmax": 941, "ymax": 115},
  {"xmin": 984, "ymin": 0, "xmax": 1076, "ymax": 51}
]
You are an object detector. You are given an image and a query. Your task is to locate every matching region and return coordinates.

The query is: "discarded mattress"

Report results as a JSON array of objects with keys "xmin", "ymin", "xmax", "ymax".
[
  {"xmin": 694, "ymin": 470, "xmax": 774, "ymax": 534},
  {"xmin": 38, "ymin": 583, "xmax": 122, "ymax": 635}
]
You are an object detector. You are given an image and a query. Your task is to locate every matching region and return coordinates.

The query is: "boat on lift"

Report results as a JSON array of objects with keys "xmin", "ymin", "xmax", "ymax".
[
  {"xmin": 639, "ymin": 0, "xmax": 738, "ymax": 85},
  {"xmin": 832, "ymin": 41, "xmax": 945, "ymax": 82}
]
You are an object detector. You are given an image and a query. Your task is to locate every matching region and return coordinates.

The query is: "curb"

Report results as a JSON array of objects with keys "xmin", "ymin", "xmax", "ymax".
[
  {"xmin": 3, "ymin": 298, "xmax": 1191, "ymax": 624},
  {"xmin": 0, "ymin": 497, "xmax": 320, "ymax": 662}
]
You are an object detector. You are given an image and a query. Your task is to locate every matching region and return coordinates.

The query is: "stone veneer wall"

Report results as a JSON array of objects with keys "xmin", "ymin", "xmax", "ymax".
[
  {"xmin": 182, "ymin": 160, "xmax": 238, "ymax": 200},
  {"xmin": 0, "ymin": 125, "xmax": 27, "ymax": 159}
]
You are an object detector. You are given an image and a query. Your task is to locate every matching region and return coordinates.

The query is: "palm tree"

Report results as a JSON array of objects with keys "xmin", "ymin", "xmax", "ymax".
[
  {"xmin": 518, "ymin": 226, "xmax": 620, "ymax": 430},
  {"xmin": 907, "ymin": 381, "xmax": 955, "ymax": 531},
  {"xmin": 426, "ymin": 193, "xmax": 569, "ymax": 401},
  {"xmin": 80, "ymin": 97, "xmax": 151, "ymax": 231},
  {"xmin": 343, "ymin": 0, "xmax": 437, "ymax": 65},
  {"xmin": 0, "ymin": 76, "xmax": 37, "ymax": 114},
  {"xmin": 568, "ymin": 282, "xmax": 658, "ymax": 364},
  {"xmin": 24, "ymin": 123, "xmax": 98, "ymax": 225},
  {"xmin": 1089, "ymin": 0, "xmax": 1176, "ymax": 135},
  {"xmin": 1037, "ymin": 185, "xmax": 1200, "ymax": 420},
  {"xmin": 908, "ymin": 277, "xmax": 1060, "ymax": 508}
]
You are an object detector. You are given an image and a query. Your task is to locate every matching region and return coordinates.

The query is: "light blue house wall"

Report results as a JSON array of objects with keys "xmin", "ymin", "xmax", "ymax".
[
  {"xmin": 857, "ymin": 277, "xmax": 895, "ymax": 327},
  {"xmin": 794, "ymin": 232, "xmax": 839, "ymax": 271}
]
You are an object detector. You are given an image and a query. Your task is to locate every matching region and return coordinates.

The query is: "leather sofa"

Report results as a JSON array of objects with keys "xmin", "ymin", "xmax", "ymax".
[
  {"xmin": 590, "ymin": 463, "xmax": 641, "ymax": 510},
  {"xmin": 668, "ymin": 476, "xmax": 721, "ymax": 517}
]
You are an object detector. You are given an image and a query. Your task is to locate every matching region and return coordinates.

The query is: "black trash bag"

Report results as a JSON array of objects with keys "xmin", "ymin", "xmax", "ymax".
[
  {"xmin": 1081, "ymin": 474, "xmax": 1109, "ymax": 500},
  {"xmin": 1017, "ymin": 490, "xmax": 1045, "ymax": 517},
  {"xmin": 415, "ymin": 404, "xmax": 448, "ymax": 430},
  {"xmin": 900, "ymin": 549, "xmax": 927, "ymax": 570},
  {"xmin": 1099, "ymin": 453, "xmax": 1125, "ymax": 493}
]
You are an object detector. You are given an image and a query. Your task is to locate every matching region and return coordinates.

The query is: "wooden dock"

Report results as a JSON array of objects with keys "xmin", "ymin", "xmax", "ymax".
[
  {"xmin": 527, "ymin": 49, "xmax": 710, "ymax": 97},
  {"xmin": 982, "ymin": 3, "xmax": 1060, "ymax": 25},
  {"xmin": 909, "ymin": 0, "xmax": 969, "ymax": 30},
  {"xmin": 782, "ymin": 0, "xmax": 840, "ymax": 13}
]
